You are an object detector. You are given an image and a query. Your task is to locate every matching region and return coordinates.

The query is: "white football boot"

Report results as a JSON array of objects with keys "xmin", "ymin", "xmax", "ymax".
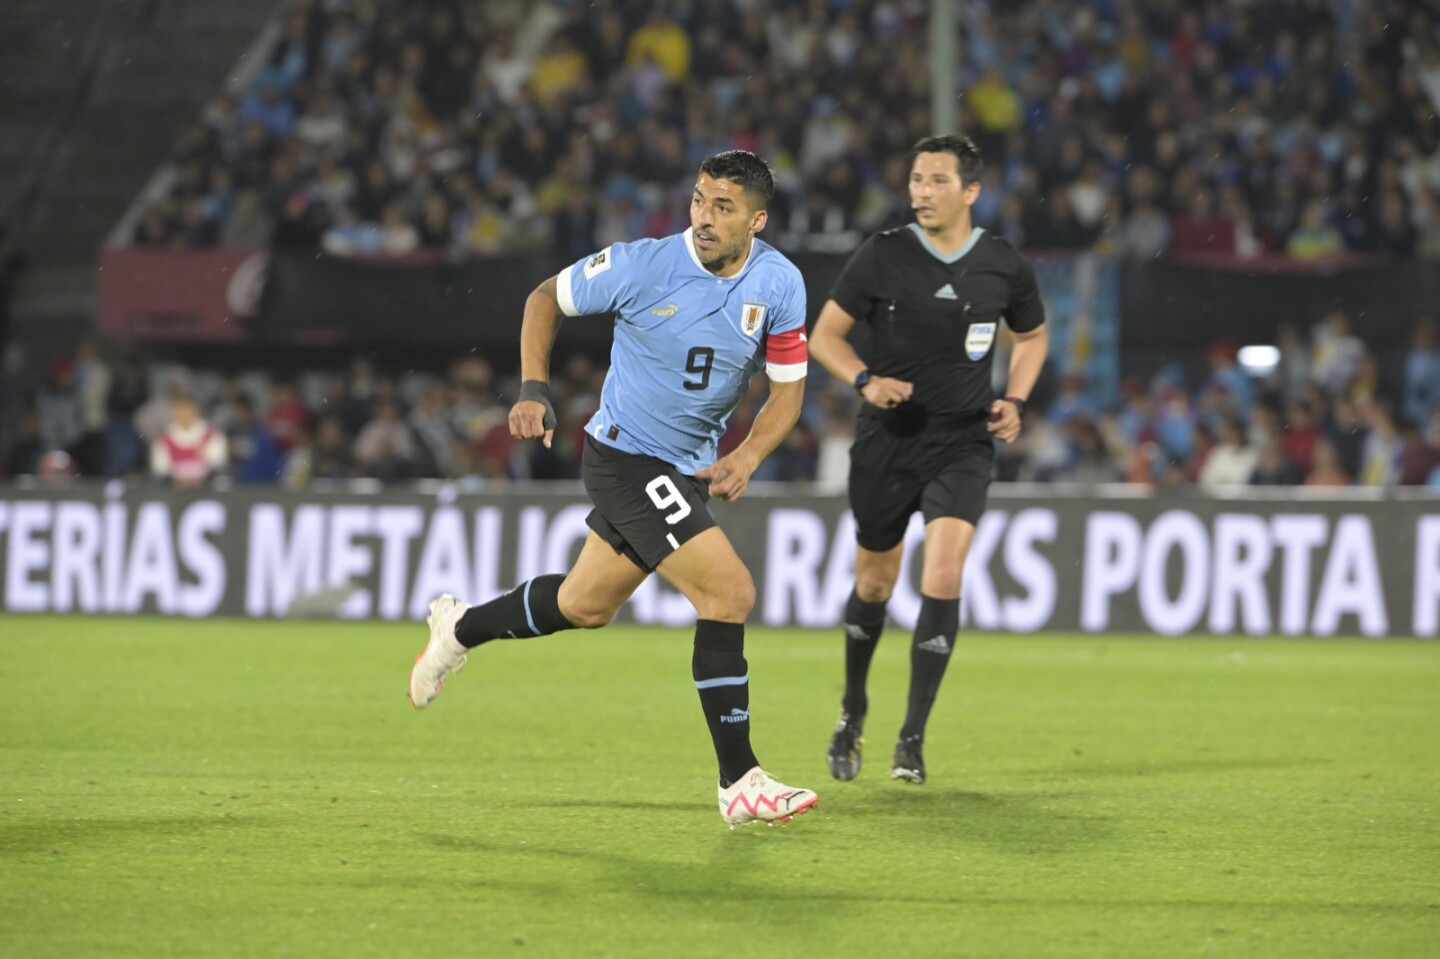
[
  {"xmin": 408, "ymin": 594, "xmax": 470, "ymax": 709},
  {"xmin": 718, "ymin": 767, "xmax": 818, "ymax": 827}
]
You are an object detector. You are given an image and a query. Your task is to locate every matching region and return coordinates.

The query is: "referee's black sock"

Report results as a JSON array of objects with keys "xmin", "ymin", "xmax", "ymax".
[
  {"xmin": 842, "ymin": 589, "xmax": 889, "ymax": 718},
  {"xmin": 453, "ymin": 574, "xmax": 575, "ymax": 648},
  {"xmin": 692, "ymin": 619, "xmax": 759, "ymax": 786},
  {"xmin": 899, "ymin": 594, "xmax": 960, "ymax": 741}
]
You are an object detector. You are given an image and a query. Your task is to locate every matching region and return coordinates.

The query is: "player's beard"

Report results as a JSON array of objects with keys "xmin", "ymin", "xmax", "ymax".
[{"xmin": 697, "ymin": 234, "xmax": 744, "ymax": 274}]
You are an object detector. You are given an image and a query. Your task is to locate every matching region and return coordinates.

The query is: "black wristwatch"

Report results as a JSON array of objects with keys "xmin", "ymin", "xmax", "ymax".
[
  {"xmin": 853, "ymin": 369, "xmax": 872, "ymax": 395},
  {"xmin": 1001, "ymin": 395, "xmax": 1028, "ymax": 416}
]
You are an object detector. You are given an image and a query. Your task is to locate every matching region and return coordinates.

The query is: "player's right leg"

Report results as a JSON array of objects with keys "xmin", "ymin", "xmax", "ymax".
[
  {"xmin": 657, "ymin": 528, "xmax": 817, "ymax": 826},
  {"xmin": 408, "ymin": 532, "xmax": 647, "ymax": 708}
]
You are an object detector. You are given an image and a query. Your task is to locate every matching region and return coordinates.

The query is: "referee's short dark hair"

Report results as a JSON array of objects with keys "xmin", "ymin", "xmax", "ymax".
[
  {"xmin": 699, "ymin": 150, "xmax": 776, "ymax": 210},
  {"xmin": 911, "ymin": 135, "xmax": 984, "ymax": 186}
]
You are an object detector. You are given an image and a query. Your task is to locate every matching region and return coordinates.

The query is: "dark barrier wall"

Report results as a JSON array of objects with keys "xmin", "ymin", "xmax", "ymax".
[
  {"xmin": 102, "ymin": 248, "xmax": 1433, "ymax": 388},
  {"xmin": 3, "ymin": 486, "xmax": 1437, "ymax": 637},
  {"xmin": 1120, "ymin": 255, "xmax": 1440, "ymax": 371},
  {"xmin": 255, "ymin": 249, "xmax": 1119, "ymax": 400}
]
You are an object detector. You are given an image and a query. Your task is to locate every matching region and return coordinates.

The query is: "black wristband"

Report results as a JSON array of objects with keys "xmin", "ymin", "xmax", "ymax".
[
  {"xmin": 519, "ymin": 379, "xmax": 556, "ymax": 429},
  {"xmin": 853, "ymin": 369, "xmax": 872, "ymax": 395},
  {"xmin": 1002, "ymin": 395, "xmax": 1028, "ymax": 417}
]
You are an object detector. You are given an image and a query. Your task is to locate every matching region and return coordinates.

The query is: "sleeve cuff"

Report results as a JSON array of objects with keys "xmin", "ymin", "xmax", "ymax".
[
  {"xmin": 765, "ymin": 361, "xmax": 808, "ymax": 382},
  {"xmin": 556, "ymin": 265, "xmax": 578, "ymax": 317}
]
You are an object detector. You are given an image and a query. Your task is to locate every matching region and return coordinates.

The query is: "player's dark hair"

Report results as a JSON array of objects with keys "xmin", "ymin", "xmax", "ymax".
[
  {"xmin": 910, "ymin": 135, "xmax": 984, "ymax": 186},
  {"xmin": 699, "ymin": 150, "xmax": 775, "ymax": 210}
]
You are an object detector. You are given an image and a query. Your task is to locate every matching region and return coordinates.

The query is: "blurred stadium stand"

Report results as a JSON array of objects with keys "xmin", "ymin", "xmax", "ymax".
[
  {"xmin": 1, "ymin": 0, "xmax": 1439, "ymax": 492},
  {"xmin": 0, "ymin": 0, "xmax": 276, "ymax": 350}
]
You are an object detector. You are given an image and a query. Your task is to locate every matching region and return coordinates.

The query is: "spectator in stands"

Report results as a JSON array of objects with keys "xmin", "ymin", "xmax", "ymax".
[
  {"xmin": 264, "ymin": 381, "xmax": 308, "ymax": 452},
  {"xmin": 410, "ymin": 384, "xmax": 459, "ymax": 477},
  {"xmin": 1069, "ymin": 418, "xmax": 1122, "ymax": 484},
  {"xmin": 1305, "ymin": 438, "xmax": 1352, "ymax": 487},
  {"xmin": 1198, "ymin": 417, "xmax": 1259, "ymax": 490},
  {"xmin": 131, "ymin": 0, "xmax": 1440, "ymax": 271},
  {"xmin": 221, "ymin": 189, "xmax": 276, "ymax": 249},
  {"xmin": 72, "ymin": 340, "xmax": 111, "ymax": 476},
  {"xmin": 1115, "ymin": 193, "xmax": 1171, "ymax": 259},
  {"xmin": 1270, "ymin": 322, "xmax": 1312, "ymax": 405},
  {"xmin": 1200, "ymin": 341, "xmax": 1256, "ymax": 423},
  {"xmin": 151, "ymin": 394, "xmax": 227, "ymax": 489},
  {"xmin": 307, "ymin": 413, "xmax": 353, "ymax": 481},
  {"xmin": 1170, "ymin": 190, "xmax": 1235, "ymax": 254},
  {"xmin": 1323, "ymin": 397, "xmax": 1367, "ymax": 480},
  {"xmin": 354, "ymin": 399, "xmax": 420, "ymax": 481},
  {"xmin": 227, "ymin": 395, "xmax": 284, "ymax": 484},
  {"xmin": 36, "ymin": 359, "xmax": 82, "ymax": 459},
  {"xmin": 1286, "ymin": 200, "xmax": 1344, "ymax": 260},
  {"xmin": 105, "ymin": 354, "xmax": 149, "ymax": 477},
  {"xmin": 1403, "ymin": 319, "xmax": 1440, "ymax": 427},
  {"xmin": 1358, "ymin": 402, "xmax": 1403, "ymax": 487},
  {"xmin": 4, "ymin": 410, "xmax": 41, "ymax": 477},
  {"xmin": 1398, "ymin": 422, "xmax": 1440, "ymax": 486},
  {"xmin": 341, "ymin": 357, "xmax": 379, "ymax": 435},
  {"xmin": 1311, "ymin": 312, "xmax": 1365, "ymax": 395},
  {"xmin": 1251, "ymin": 433, "xmax": 1304, "ymax": 486}
]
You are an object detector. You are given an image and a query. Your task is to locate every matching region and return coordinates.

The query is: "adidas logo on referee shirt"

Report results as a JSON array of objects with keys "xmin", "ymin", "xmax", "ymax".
[
  {"xmin": 917, "ymin": 635, "xmax": 952, "ymax": 654},
  {"xmin": 934, "ymin": 283, "xmax": 958, "ymax": 299}
]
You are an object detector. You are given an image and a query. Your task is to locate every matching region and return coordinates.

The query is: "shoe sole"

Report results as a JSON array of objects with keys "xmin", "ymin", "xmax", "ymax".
[
  {"xmin": 726, "ymin": 796, "xmax": 819, "ymax": 828},
  {"xmin": 890, "ymin": 768, "xmax": 925, "ymax": 784}
]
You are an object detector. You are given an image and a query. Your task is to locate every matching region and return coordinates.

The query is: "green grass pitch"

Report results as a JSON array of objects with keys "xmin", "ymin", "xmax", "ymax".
[{"xmin": 1, "ymin": 615, "xmax": 1437, "ymax": 958}]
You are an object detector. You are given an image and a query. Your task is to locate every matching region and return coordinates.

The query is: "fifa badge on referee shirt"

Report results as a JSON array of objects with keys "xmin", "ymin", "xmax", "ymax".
[
  {"xmin": 966, "ymin": 322, "xmax": 997, "ymax": 360},
  {"xmin": 740, "ymin": 302, "xmax": 767, "ymax": 337}
]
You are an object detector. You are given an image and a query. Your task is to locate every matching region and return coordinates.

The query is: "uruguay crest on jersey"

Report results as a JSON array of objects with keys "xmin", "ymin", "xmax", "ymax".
[{"xmin": 741, "ymin": 302, "xmax": 766, "ymax": 337}]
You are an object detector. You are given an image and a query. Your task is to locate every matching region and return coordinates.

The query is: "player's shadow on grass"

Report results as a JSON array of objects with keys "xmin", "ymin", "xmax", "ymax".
[
  {"xmin": 0, "ymin": 815, "xmax": 256, "ymax": 855},
  {"xmin": 521, "ymin": 798, "xmax": 705, "ymax": 814}
]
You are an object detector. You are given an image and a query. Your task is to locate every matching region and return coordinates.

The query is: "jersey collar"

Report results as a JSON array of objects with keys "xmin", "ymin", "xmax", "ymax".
[
  {"xmin": 682, "ymin": 227, "xmax": 756, "ymax": 279},
  {"xmin": 907, "ymin": 223, "xmax": 985, "ymax": 264}
]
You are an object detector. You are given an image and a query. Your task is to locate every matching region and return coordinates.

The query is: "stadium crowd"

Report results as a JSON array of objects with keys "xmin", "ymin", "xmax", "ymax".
[
  {"xmin": 13, "ymin": 1, "xmax": 1439, "ymax": 491},
  {"xmin": 126, "ymin": 0, "xmax": 1440, "ymax": 262},
  {"xmin": 3, "ymin": 310, "xmax": 1439, "ymax": 490}
]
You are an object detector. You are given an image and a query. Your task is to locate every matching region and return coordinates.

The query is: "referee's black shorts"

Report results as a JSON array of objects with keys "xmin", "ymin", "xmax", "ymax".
[
  {"xmin": 581, "ymin": 435, "xmax": 717, "ymax": 572},
  {"xmin": 848, "ymin": 420, "xmax": 995, "ymax": 553}
]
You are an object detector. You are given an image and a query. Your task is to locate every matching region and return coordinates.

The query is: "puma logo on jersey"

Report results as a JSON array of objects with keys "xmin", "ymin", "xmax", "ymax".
[
  {"xmin": 934, "ymin": 283, "xmax": 958, "ymax": 300},
  {"xmin": 651, "ymin": 302, "xmax": 679, "ymax": 316}
]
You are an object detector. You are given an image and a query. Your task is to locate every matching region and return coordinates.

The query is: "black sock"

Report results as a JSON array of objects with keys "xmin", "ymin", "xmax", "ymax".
[
  {"xmin": 692, "ymin": 619, "xmax": 759, "ymax": 785},
  {"xmin": 453, "ymin": 574, "xmax": 574, "ymax": 648},
  {"xmin": 842, "ymin": 589, "xmax": 888, "ymax": 718},
  {"xmin": 899, "ymin": 594, "xmax": 960, "ymax": 741}
]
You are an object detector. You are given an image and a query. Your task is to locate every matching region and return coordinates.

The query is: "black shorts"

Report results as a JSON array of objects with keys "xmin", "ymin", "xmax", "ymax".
[
  {"xmin": 848, "ymin": 426, "xmax": 994, "ymax": 552},
  {"xmin": 581, "ymin": 435, "xmax": 717, "ymax": 572}
]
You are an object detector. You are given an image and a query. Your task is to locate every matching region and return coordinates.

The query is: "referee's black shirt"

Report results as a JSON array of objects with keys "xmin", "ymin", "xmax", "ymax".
[{"xmin": 829, "ymin": 224, "xmax": 1046, "ymax": 437}]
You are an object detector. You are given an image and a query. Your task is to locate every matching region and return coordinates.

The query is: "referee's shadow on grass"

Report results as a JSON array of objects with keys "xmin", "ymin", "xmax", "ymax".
[{"xmin": 822, "ymin": 785, "xmax": 1110, "ymax": 853}]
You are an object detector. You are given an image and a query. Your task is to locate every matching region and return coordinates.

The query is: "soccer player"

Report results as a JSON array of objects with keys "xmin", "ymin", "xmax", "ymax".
[
  {"xmin": 408, "ymin": 151, "xmax": 818, "ymax": 827},
  {"xmin": 809, "ymin": 135, "xmax": 1049, "ymax": 784}
]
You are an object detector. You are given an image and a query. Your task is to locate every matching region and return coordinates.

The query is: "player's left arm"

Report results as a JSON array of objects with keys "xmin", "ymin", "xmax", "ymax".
[
  {"xmin": 698, "ymin": 278, "xmax": 808, "ymax": 501},
  {"xmin": 988, "ymin": 253, "xmax": 1049, "ymax": 444},
  {"xmin": 699, "ymin": 378, "xmax": 804, "ymax": 502}
]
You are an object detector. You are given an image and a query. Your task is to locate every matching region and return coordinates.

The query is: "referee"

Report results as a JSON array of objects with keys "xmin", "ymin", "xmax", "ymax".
[{"xmin": 809, "ymin": 134, "xmax": 1049, "ymax": 784}]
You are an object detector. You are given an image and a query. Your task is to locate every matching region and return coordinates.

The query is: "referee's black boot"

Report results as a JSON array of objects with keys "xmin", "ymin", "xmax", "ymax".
[
  {"xmin": 889, "ymin": 735, "xmax": 926, "ymax": 784},
  {"xmin": 826, "ymin": 712, "xmax": 865, "ymax": 781}
]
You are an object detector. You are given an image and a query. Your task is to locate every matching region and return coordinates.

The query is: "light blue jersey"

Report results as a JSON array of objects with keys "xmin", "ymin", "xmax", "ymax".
[{"xmin": 557, "ymin": 228, "xmax": 809, "ymax": 474}]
